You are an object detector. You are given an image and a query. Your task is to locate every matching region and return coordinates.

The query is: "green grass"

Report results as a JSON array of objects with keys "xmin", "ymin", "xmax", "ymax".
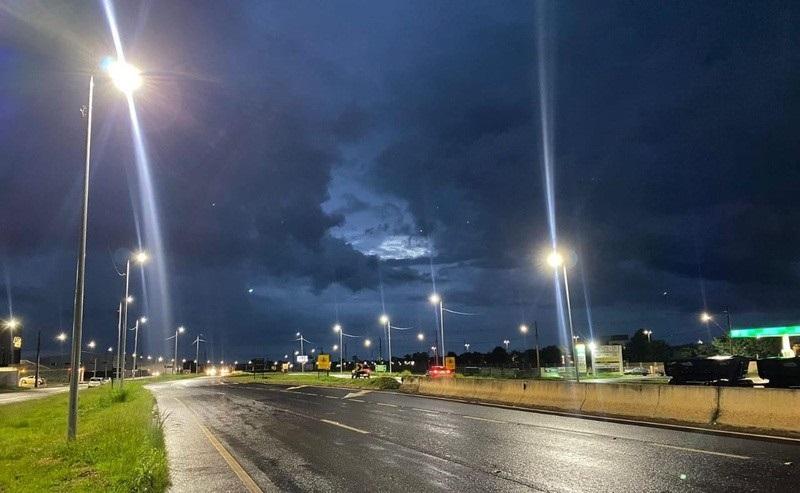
[
  {"xmin": 0, "ymin": 380, "xmax": 169, "ymax": 492},
  {"xmin": 227, "ymin": 372, "xmax": 401, "ymax": 390}
]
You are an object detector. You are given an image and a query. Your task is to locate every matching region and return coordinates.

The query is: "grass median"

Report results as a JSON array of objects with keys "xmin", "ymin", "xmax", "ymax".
[
  {"xmin": 226, "ymin": 371, "xmax": 402, "ymax": 390},
  {"xmin": 0, "ymin": 379, "xmax": 170, "ymax": 492}
]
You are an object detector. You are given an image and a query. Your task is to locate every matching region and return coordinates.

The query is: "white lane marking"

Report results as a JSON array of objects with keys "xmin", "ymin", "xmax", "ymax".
[
  {"xmin": 324, "ymin": 395, "xmax": 339, "ymax": 400},
  {"xmin": 462, "ymin": 415, "xmax": 505, "ymax": 424},
  {"xmin": 286, "ymin": 385, "xmax": 308, "ymax": 390},
  {"xmin": 650, "ymin": 443, "xmax": 750, "ymax": 460},
  {"xmin": 320, "ymin": 419, "xmax": 370, "ymax": 434},
  {"xmin": 377, "ymin": 402, "xmax": 398, "ymax": 408},
  {"xmin": 343, "ymin": 390, "xmax": 372, "ymax": 399},
  {"xmin": 349, "ymin": 399, "xmax": 366, "ymax": 403},
  {"xmin": 412, "ymin": 408, "xmax": 436, "ymax": 413}
]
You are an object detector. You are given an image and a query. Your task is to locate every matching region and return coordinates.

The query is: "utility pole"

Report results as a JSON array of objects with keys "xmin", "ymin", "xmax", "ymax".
[
  {"xmin": 34, "ymin": 331, "xmax": 41, "ymax": 389},
  {"xmin": 114, "ymin": 301, "xmax": 122, "ymax": 388},
  {"xmin": 192, "ymin": 334, "xmax": 206, "ymax": 373}
]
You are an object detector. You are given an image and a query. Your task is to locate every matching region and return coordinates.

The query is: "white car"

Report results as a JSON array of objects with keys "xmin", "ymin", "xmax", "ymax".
[
  {"xmin": 88, "ymin": 377, "xmax": 105, "ymax": 387},
  {"xmin": 18, "ymin": 375, "xmax": 46, "ymax": 388}
]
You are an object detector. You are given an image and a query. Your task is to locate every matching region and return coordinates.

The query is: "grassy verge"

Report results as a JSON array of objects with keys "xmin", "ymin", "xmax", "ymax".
[
  {"xmin": 0, "ymin": 380, "xmax": 169, "ymax": 492},
  {"xmin": 226, "ymin": 372, "xmax": 401, "ymax": 390}
]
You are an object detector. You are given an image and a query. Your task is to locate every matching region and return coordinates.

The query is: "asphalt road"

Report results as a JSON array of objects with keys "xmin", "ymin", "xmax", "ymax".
[{"xmin": 148, "ymin": 377, "xmax": 800, "ymax": 492}]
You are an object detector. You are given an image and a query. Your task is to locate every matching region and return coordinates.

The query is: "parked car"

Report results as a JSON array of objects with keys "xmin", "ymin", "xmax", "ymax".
[
  {"xmin": 757, "ymin": 357, "xmax": 800, "ymax": 388},
  {"xmin": 88, "ymin": 377, "xmax": 105, "ymax": 387},
  {"xmin": 624, "ymin": 367, "xmax": 650, "ymax": 376},
  {"xmin": 665, "ymin": 356, "xmax": 750, "ymax": 385},
  {"xmin": 18, "ymin": 375, "xmax": 46, "ymax": 388},
  {"xmin": 426, "ymin": 366, "xmax": 454, "ymax": 378}
]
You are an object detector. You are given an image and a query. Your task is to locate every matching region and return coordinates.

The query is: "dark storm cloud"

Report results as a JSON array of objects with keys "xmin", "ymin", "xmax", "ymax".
[{"xmin": 369, "ymin": 1, "xmax": 800, "ymax": 328}]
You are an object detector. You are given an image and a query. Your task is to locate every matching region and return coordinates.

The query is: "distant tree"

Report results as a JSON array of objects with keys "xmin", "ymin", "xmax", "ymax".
[
  {"xmin": 539, "ymin": 345, "xmax": 563, "ymax": 366},
  {"xmin": 486, "ymin": 346, "xmax": 510, "ymax": 366},
  {"xmin": 711, "ymin": 335, "xmax": 781, "ymax": 358},
  {"xmin": 668, "ymin": 343, "xmax": 718, "ymax": 360}
]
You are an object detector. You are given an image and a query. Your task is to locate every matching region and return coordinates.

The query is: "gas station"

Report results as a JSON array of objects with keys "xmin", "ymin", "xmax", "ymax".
[{"xmin": 730, "ymin": 325, "xmax": 800, "ymax": 358}]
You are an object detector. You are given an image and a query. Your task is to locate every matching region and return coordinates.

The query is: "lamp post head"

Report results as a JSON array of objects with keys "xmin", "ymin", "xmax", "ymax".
[
  {"xmin": 5, "ymin": 318, "xmax": 20, "ymax": 330},
  {"xmin": 379, "ymin": 315, "xmax": 389, "ymax": 325},
  {"xmin": 126, "ymin": 296, "xmax": 134, "ymax": 304},
  {"xmin": 546, "ymin": 250, "xmax": 564, "ymax": 268},
  {"xmin": 133, "ymin": 251, "xmax": 148, "ymax": 264},
  {"xmin": 56, "ymin": 332, "xmax": 67, "ymax": 342},
  {"xmin": 139, "ymin": 316, "xmax": 148, "ymax": 324},
  {"xmin": 364, "ymin": 339, "xmax": 371, "ymax": 348},
  {"xmin": 700, "ymin": 312, "xmax": 712, "ymax": 323},
  {"xmin": 333, "ymin": 324, "xmax": 341, "ymax": 333},
  {"xmin": 417, "ymin": 333, "xmax": 424, "ymax": 341},
  {"xmin": 520, "ymin": 324, "xmax": 528, "ymax": 334},
  {"xmin": 105, "ymin": 59, "xmax": 143, "ymax": 94},
  {"xmin": 429, "ymin": 293, "xmax": 441, "ymax": 304},
  {"xmin": 87, "ymin": 340, "xmax": 96, "ymax": 349},
  {"xmin": 332, "ymin": 344, "xmax": 339, "ymax": 351}
]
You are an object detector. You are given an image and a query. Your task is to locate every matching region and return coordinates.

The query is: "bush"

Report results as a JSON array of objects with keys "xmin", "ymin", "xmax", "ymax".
[{"xmin": 367, "ymin": 377, "xmax": 401, "ymax": 390}]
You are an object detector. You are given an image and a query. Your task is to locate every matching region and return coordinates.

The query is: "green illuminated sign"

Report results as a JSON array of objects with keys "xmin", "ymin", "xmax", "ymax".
[{"xmin": 730, "ymin": 326, "xmax": 800, "ymax": 338}]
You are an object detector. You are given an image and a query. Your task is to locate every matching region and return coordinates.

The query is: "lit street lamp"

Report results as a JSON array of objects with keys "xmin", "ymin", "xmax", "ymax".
[
  {"xmin": 380, "ymin": 314, "xmax": 393, "ymax": 373},
  {"xmin": 3, "ymin": 318, "xmax": 20, "ymax": 366},
  {"xmin": 545, "ymin": 249, "xmax": 580, "ymax": 382},
  {"xmin": 119, "ymin": 251, "xmax": 148, "ymax": 388},
  {"xmin": 429, "ymin": 294, "xmax": 444, "ymax": 365},
  {"xmin": 67, "ymin": 58, "xmax": 144, "ymax": 440},
  {"xmin": 464, "ymin": 343, "xmax": 470, "ymax": 352},
  {"xmin": 333, "ymin": 324, "xmax": 343, "ymax": 374},
  {"xmin": 503, "ymin": 339, "xmax": 510, "ymax": 351},
  {"xmin": 130, "ymin": 316, "xmax": 147, "ymax": 378},
  {"xmin": 167, "ymin": 326, "xmax": 185, "ymax": 374},
  {"xmin": 643, "ymin": 329, "xmax": 652, "ymax": 343}
]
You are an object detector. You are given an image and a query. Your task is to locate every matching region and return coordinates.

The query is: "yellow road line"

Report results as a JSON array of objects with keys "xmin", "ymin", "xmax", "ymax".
[{"xmin": 175, "ymin": 397, "xmax": 265, "ymax": 493}]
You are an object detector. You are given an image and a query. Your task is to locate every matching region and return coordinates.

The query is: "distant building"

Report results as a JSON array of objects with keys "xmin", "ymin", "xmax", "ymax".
[{"xmin": 603, "ymin": 334, "xmax": 630, "ymax": 347}]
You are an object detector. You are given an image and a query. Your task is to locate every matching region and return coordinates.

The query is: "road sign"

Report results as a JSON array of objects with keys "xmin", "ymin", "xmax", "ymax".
[
  {"xmin": 444, "ymin": 356, "xmax": 456, "ymax": 371},
  {"xmin": 12, "ymin": 336, "xmax": 22, "ymax": 349},
  {"xmin": 593, "ymin": 345, "xmax": 623, "ymax": 373},
  {"xmin": 317, "ymin": 354, "xmax": 331, "ymax": 370},
  {"xmin": 575, "ymin": 344, "xmax": 587, "ymax": 373},
  {"xmin": 375, "ymin": 364, "xmax": 387, "ymax": 372},
  {"xmin": 296, "ymin": 355, "xmax": 308, "ymax": 363}
]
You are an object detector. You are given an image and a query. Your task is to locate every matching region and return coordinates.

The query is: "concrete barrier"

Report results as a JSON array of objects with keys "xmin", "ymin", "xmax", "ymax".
[
  {"xmin": 653, "ymin": 385, "xmax": 718, "ymax": 425},
  {"xmin": 0, "ymin": 367, "xmax": 18, "ymax": 388},
  {"xmin": 581, "ymin": 383, "xmax": 659, "ymax": 419},
  {"xmin": 716, "ymin": 386, "xmax": 800, "ymax": 433},
  {"xmin": 401, "ymin": 376, "xmax": 800, "ymax": 435}
]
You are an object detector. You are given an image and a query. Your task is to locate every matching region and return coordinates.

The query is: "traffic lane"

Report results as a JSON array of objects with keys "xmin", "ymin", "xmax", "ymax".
[
  {"xmin": 321, "ymin": 385, "xmax": 800, "ymax": 463},
  {"xmin": 0, "ymin": 384, "xmax": 87, "ymax": 405},
  {"xmin": 224, "ymin": 383, "xmax": 800, "ymax": 492},
  {"xmin": 179, "ymin": 382, "xmax": 525, "ymax": 492}
]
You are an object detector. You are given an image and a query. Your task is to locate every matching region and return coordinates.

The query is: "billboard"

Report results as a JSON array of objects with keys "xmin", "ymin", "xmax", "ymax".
[
  {"xmin": 575, "ymin": 344, "xmax": 587, "ymax": 373},
  {"xmin": 593, "ymin": 345, "xmax": 623, "ymax": 373}
]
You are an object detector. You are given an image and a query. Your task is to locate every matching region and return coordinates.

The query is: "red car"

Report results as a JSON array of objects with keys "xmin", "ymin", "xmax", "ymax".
[{"xmin": 426, "ymin": 366, "xmax": 454, "ymax": 378}]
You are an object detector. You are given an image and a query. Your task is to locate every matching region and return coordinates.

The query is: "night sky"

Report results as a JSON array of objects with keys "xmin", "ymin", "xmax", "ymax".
[{"xmin": 1, "ymin": 1, "xmax": 799, "ymax": 362}]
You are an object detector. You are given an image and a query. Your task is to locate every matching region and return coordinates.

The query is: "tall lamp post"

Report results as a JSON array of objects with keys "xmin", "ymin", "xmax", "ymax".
[
  {"xmin": 380, "ymin": 315, "xmax": 392, "ymax": 373},
  {"xmin": 120, "ymin": 251, "xmax": 148, "ymax": 387},
  {"xmin": 3, "ymin": 318, "xmax": 20, "ymax": 366},
  {"xmin": 429, "ymin": 294, "xmax": 445, "ymax": 362},
  {"xmin": 130, "ymin": 316, "xmax": 147, "ymax": 378},
  {"xmin": 546, "ymin": 250, "xmax": 580, "ymax": 382},
  {"xmin": 192, "ymin": 334, "xmax": 206, "ymax": 373},
  {"xmin": 333, "ymin": 324, "xmax": 344, "ymax": 374},
  {"xmin": 643, "ymin": 329, "xmax": 652, "ymax": 343},
  {"xmin": 68, "ymin": 59, "xmax": 143, "ymax": 440},
  {"xmin": 167, "ymin": 326, "xmax": 186, "ymax": 374}
]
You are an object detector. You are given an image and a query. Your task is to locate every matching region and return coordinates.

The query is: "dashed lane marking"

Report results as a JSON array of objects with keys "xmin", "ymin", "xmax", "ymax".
[
  {"xmin": 320, "ymin": 419, "xmax": 370, "ymax": 434},
  {"xmin": 650, "ymin": 443, "xmax": 750, "ymax": 460}
]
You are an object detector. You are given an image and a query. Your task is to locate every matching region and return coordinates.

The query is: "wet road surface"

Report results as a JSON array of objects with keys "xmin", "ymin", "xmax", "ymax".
[{"xmin": 148, "ymin": 377, "xmax": 800, "ymax": 492}]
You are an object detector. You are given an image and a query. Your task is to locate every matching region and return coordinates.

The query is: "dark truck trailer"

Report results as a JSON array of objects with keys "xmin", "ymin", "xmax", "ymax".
[
  {"xmin": 665, "ymin": 356, "xmax": 750, "ymax": 385},
  {"xmin": 757, "ymin": 357, "xmax": 800, "ymax": 388}
]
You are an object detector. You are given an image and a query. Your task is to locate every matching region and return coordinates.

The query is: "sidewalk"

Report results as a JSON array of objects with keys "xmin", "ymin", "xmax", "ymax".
[{"xmin": 0, "ymin": 385, "xmax": 87, "ymax": 405}]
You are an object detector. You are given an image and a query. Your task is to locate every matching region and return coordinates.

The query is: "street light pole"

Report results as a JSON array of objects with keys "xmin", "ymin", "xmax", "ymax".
[
  {"xmin": 131, "ymin": 317, "xmax": 146, "ymax": 377},
  {"xmin": 561, "ymin": 263, "xmax": 580, "ymax": 383},
  {"xmin": 381, "ymin": 315, "xmax": 392, "ymax": 373},
  {"xmin": 114, "ymin": 301, "xmax": 122, "ymax": 387},
  {"xmin": 534, "ymin": 321, "xmax": 541, "ymax": 374},
  {"xmin": 120, "ymin": 259, "xmax": 131, "ymax": 387},
  {"xmin": 168, "ymin": 326, "xmax": 185, "ymax": 374},
  {"xmin": 67, "ymin": 75, "xmax": 93, "ymax": 441},
  {"xmin": 334, "ymin": 325, "xmax": 344, "ymax": 374}
]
